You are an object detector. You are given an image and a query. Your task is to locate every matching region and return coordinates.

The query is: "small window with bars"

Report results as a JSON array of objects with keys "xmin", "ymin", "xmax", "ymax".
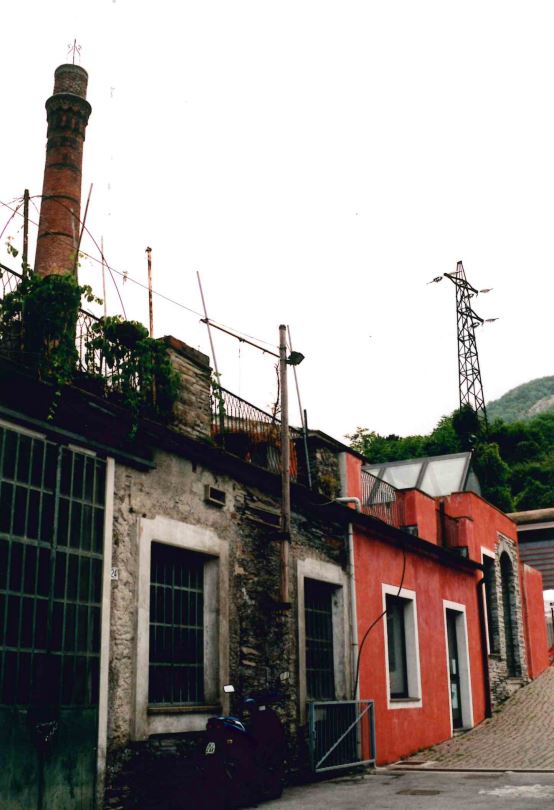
[
  {"xmin": 305, "ymin": 578, "xmax": 336, "ymax": 700},
  {"xmin": 149, "ymin": 543, "xmax": 205, "ymax": 706}
]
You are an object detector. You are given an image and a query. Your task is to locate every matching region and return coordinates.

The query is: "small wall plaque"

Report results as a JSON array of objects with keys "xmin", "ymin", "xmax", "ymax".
[{"xmin": 110, "ymin": 567, "xmax": 119, "ymax": 581}]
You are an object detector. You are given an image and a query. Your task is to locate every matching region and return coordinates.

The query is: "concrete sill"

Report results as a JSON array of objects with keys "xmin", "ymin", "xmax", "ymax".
[
  {"xmin": 148, "ymin": 704, "xmax": 221, "ymax": 715},
  {"xmin": 390, "ymin": 697, "xmax": 421, "ymax": 704}
]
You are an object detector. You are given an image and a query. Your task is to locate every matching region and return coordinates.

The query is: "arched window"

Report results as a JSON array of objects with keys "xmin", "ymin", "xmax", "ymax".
[
  {"xmin": 500, "ymin": 552, "xmax": 519, "ymax": 677},
  {"xmin": 483, "ymin": 554, "xmax": 499, "ymax": 653}
]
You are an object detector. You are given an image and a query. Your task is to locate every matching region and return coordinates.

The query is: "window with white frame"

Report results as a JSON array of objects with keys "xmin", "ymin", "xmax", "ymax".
[
  {"xmin": 149, "ymin": 542, "xmax": 206, "ymax": 706},
  {"xmin": 382, "ymin": 584, "xmax": 422, "ymax": 708},
  {"xmin": 304, "ymin": 578, "xmax": 336, "ymax": 700},
  {"xmin": 297, "ymin": 558, "xmax": 350, "ymax": 722},
  {"xmin": 133, "ymin": 516, "xmax": 228, "ymax": 740},
  {"xmin": 481, "ymin": 549, "xmax": 499, "ymax": 654},
  {"xmin": 386, "ymin": 594, "xmax": 409, "ymax": 698}
]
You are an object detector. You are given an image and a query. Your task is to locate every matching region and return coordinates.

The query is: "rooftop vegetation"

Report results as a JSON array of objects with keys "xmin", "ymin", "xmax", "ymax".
[{"xmin": 0, "ymin": 266, "xmax": 179, "ymax": 429}]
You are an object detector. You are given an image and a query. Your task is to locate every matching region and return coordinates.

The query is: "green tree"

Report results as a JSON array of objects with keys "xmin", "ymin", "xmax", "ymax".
[
  {"xmin": 472, "ymin": 442, "xmax": 514, "ymax": 512},
  {"xmin": 451, "ymin": 405, "xmax": 483, "ymax": 450}
]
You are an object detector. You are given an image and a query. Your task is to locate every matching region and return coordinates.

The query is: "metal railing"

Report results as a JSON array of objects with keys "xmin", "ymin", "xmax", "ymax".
[
  {"xmin": 211, "ymin": 386, "xmax": 303, "ymax": 481},
  {"xmin": 0, "ymin": 262, "xmax": 22, "ymax": 298},
  {"xmin": 361, "ymin": 470, "xmax": 404, "ymax": 529},
  {"xmin": 308, "ymin": 700, "xmax": 376, "ymax": 773},
  {"xmin": 0, "ymin": 263, "xmax": 157, "ymax": 405}
]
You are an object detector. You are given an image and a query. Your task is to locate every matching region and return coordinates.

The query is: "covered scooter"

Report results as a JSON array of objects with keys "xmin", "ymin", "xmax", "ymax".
[{"xmin": 194, "ymin": 681, "xmax": 287, "ymax": 809}]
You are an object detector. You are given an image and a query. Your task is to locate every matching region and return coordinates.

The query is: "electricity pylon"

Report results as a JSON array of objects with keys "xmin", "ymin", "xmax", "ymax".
[{"xmin": 443, "ymin": 260, "xmax": 489, "ymax": 428}]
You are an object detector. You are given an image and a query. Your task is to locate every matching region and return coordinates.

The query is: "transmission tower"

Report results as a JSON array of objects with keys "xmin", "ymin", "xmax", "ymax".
[{"xmin": 443, "ymin": 260, "xmax": 488, "ymax": 427}]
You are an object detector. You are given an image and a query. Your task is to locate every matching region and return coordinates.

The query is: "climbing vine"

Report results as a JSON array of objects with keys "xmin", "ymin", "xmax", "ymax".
[
  {"xmin": 0, "ymin": 272, "xmax": 98, "ymax": 412},
  {"xmin": 87, "ymin": 316, "xmax": 180, "ymax": 430},
  {"xmin": 0, "ymin": 272, "xmax": 179, "ymax": 428}
]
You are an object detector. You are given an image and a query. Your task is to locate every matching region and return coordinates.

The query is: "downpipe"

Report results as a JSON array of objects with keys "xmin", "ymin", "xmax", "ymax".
[{"xmin": 334, "ymin": 496, "xmax": 361, "ymax": 700}]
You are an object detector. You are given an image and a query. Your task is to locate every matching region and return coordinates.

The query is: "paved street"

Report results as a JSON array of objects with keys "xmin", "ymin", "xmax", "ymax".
[
  {"xmin": 265, "ymin": 771, "xmax": 554, "ymax": 809},
  {"xmin": 398, "ymin": 665, "xmax": 554, "ymax": 770},
  {"xmin": 261, "ymin": 666, "xmax": 554, "ymax": 809}
]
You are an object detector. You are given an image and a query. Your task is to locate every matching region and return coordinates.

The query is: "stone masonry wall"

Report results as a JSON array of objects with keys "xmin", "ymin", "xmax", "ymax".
[
  {"xmin": 488, "ymin": 534, "xmax": 528, "ymax": 707},
  {"xmin": 105, "ymin": 448, "xmax": 347, "ymax": 807},
  {"xmin": 308, "ymin": 444, "xmax": 342, "ymax": 500},
  {"xmin": 165, "ymin": 336, "xmax": 212, "ymax": 442}
]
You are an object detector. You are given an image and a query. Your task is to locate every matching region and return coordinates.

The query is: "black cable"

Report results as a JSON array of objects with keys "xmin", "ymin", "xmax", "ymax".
[
  {"xmin": 0, "ymin": 197, "xmax": 280, "ymax": 350},
  {"xmin": 352, "ymin": 539, "xmax": 407, "ymax": 697}
]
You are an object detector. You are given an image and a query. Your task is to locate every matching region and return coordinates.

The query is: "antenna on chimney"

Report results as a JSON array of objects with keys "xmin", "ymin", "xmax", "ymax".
[
  {"xmin": 443, "ymin": 260, "xmax": 489, "ymax": 428},
  {"xmin": 67, "ymin": 39, "xmax": 82, "ymax": 65}
]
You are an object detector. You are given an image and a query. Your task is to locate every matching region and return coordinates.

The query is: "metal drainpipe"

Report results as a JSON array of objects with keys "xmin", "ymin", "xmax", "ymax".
[
  {"xmin": 335, "ymin": 496, "xmax": 361, "ymax": 700},
  {"xmin": 477, "ymin": 577, "xmax": 493, "ymax": 718}
]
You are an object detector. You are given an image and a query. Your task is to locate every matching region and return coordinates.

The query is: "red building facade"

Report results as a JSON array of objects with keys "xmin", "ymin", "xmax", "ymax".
[{"xmin": 342, "ymin": 451, "xmax": 549, "ymax": 765}]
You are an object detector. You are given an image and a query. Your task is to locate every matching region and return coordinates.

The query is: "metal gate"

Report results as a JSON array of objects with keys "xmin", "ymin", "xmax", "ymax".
[
  {"xmin": 0, "ymin": 424, "xmax": 106, "ymax": 809},
  {"xmin": 308, "ymin": 700, "xmax": 376, "ymax": 773}
]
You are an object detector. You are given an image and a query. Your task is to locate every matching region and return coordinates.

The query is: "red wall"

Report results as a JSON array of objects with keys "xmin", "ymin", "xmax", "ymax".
[
  {"xmin": 520, "ymin": 563, "xmax": 549, "ymax": 679},
  {"xmin": 354, "ymin": 529, "xmax": 486, "ymax": 765},
  {"xmin": 443, "ymin": 491, "xmax": 517, "ymax": 561},
  {"xmin": 344, "ymin": 453, "xmax": 362, "ymax": 502},
  {"xmin": 344, "ymin": 455, "xmax": 548, "ymax": 764},
  {"xmin": 401, "ymin": 489, "xmax": 438, "ymax": 543},
  {"xmin": 444, "ymin": 492, "xmax": 549, "ymax": 681}
]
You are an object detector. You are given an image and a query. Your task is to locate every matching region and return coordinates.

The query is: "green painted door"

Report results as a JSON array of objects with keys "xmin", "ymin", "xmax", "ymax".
[{"xmin": 0, "ymin": 425, "xmax": 106, "ymax": 809}]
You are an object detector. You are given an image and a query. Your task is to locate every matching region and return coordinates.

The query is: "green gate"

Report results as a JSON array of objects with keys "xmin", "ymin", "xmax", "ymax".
[{"xmin": 0, "ymin": 424, "xmax": 106, "ymax": 809}]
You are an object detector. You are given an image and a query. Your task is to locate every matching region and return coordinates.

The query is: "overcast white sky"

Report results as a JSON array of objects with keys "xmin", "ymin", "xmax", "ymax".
[{"xmin": 2, "ymin": 1, "xmax": 553, "ymax": 442}]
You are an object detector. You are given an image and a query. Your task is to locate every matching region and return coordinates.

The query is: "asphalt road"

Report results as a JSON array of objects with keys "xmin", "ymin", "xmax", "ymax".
[{"xmin": 264, "ymin": 770, "xmax": 554, "ymax": 809}]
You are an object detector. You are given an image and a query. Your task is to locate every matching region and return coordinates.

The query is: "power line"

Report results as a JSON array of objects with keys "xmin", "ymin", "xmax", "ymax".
[{"xmin": 0, "ymin": 195, "xmax": 280, "ymax": 352}]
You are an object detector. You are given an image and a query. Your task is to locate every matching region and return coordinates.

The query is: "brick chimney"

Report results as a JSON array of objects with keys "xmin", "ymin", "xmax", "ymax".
[{"xmin": 34, "ymin": 64, "xmax": 91, "ymax": 278}]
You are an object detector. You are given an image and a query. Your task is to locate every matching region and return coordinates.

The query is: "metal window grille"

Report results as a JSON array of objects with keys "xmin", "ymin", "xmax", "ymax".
[
  {"xmin": 0, "ymin": 425, "xmax": 106, "ymax": 708},
  {"xmin": 148, "ymin": 543, "xmax": 204, "ymax": 705},
  {"xmin": 305, "ymin": 579, "xmax": 335, "ymax": 700}
]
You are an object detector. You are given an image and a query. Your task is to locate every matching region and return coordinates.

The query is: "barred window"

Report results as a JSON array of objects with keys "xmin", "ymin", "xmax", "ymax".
[
  {"xmin": 149, "ymin": 543, "xmax": 204, "ymax": 705},
  {"xmin": 305, "ymin": 579, "xmax": 336, "ymax": 700}
]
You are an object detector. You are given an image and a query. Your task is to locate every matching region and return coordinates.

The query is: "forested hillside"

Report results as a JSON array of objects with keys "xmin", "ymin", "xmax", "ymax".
[
  {"xmin": 348, "ymin": 408, "xmax": 554, "ymax": 514},
  {"xmin": 488, "ymin": 376, "xmax": 554, "ymax": 422}
]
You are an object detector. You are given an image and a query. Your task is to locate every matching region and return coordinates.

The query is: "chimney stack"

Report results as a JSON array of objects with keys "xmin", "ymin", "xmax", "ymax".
[{"xmin": 34, "ymin": 63, "xmax": 91, "ymax": 278}]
